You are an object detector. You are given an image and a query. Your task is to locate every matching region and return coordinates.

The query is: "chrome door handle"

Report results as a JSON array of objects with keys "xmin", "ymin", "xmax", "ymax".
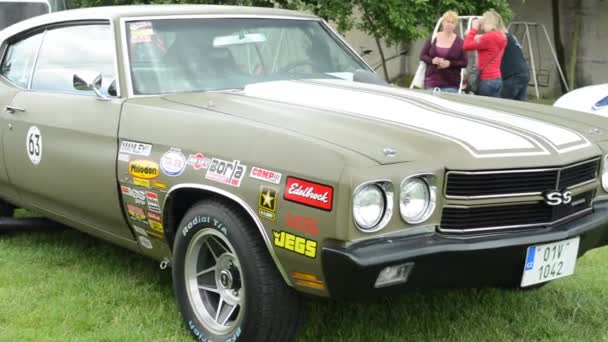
[{"xmin": 4, "ymin": 105, "xmax": 26, "ymax": 114}]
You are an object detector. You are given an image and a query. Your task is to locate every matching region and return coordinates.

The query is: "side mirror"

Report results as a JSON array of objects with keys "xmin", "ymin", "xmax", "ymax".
[
  {"xmin": 353, "ymin": 69, "xmax": 388, "ymax": 86},
  {"xmin": 73, "ymin": 72, "xmax": 110, "ymax": 101}
]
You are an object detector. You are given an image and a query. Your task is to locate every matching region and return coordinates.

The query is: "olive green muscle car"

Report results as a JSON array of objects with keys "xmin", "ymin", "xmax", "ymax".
[{"xmin": 1, "ymin": 5, "xmax": 608, "ymax": 342}]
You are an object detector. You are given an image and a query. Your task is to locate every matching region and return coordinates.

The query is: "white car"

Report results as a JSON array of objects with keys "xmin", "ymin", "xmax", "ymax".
[{"xmin": 554, "ymin": 84, "xmax": 608, "ymax": 116}]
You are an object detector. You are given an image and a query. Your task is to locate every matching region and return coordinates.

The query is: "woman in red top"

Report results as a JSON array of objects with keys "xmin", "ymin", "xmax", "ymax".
[{"xmin": 463, "ymin": 10, "xmax": 507, "ymax": 97}]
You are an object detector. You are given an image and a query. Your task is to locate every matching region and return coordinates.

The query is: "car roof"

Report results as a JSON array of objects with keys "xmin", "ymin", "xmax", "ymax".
[{"xmin": 0, "ymin": 4, "xmax": 318, "ymax": 41}]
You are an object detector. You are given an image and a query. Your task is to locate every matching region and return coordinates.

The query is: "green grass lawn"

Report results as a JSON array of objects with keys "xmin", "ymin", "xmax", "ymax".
[{"xmin": 1, "ymin": 226, "xmax": 607, "ymax": 341}]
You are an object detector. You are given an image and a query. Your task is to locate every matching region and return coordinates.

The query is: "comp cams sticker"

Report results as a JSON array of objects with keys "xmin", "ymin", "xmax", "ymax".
[
  {"xmin": 26, "ymin": 126, "xmax": 42, "ymax": 165},
  {"xmin": 250, "ymin": 167, "xmax": 282, "ymax": 184}
]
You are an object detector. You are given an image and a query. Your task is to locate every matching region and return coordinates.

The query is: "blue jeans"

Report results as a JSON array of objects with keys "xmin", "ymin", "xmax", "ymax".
[
  {"xmin": 477, "ymin": 78, "xmax": 502, "ymax": 98},
  {"xmin": 426, "ymin": 87, "xmax": 459, "ymax": 93},
  {"xmin": 501, "ymin": 73, "xmax": 529, "ymax": 101}
]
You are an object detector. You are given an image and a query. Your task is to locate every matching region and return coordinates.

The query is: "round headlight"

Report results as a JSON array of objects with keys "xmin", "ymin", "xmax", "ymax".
[
  {"xmin": 400, "ymin": 177, "xmax": 432, "ymax": 224},
  {"xmin": 353, "ymin": 184, "xmax": 385, "ymax": 230},
  {"xmin": 602, "ymin": 155, "xmax": 608, "ymax": 192}
]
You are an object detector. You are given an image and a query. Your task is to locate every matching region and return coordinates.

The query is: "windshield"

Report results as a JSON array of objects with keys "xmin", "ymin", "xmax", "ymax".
[
  {"xmin": 125, "ymin": 18, "xmax": 368, "ymax": 95},
  {"xmin": 0, "ymin": 2, "xmax": 50, "ymax": 30}
]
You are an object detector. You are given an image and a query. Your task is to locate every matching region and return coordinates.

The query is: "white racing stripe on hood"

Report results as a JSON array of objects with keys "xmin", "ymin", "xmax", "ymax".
[
  {"xmin": 311, "ymin": 79, "xmax": 591, "ymax": 153},
  {"xmin": 243, "ymin": 80, "xmax": 551, "ymax": 158}
]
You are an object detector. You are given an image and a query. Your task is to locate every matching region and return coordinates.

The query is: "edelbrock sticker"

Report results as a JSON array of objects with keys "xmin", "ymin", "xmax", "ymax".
[
  {"xmin": 250, "ymin": 167, "xmax": 282, "ymax": 184},
  {"xmin": 26, "ymin": 126, "xmax": 42, "ymax": 165},
  {"xmin": 160, "ymin": 148, "xmax": 186, "ymax": 177},
  {"xmin": 284, "ymin": 177, "xmax": 333, "ymax": 211},
  {"xmin": 120, "ymin": 140, "xmax": 152, "ymax": 156},
  {"xmin": 205, "ymin": 158, "xmax": 246, "ymax": 187}
]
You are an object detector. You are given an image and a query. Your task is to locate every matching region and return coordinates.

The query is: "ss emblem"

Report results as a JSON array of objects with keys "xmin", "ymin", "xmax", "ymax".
[{"xmin": 544, "ymin": 190, "xmax": 572, "ymax": 206}]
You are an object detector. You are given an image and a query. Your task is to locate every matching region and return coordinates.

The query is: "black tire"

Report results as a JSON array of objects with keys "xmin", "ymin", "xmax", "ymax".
[
  {"xmin": 0, "ymin": 200, "xmax": 15, "ymax": 217},
  {"xmin": 172, "ymin": 199, "xmax": 305, "ymax": 342}
]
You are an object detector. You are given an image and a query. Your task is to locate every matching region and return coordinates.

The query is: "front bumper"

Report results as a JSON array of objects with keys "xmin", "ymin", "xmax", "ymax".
[{"xmin": 322, "ymin": 201, "xmax": 608, "ymax": 300}]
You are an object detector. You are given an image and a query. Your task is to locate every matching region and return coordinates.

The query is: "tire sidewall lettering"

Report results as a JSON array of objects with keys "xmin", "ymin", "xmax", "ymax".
[
  {"xmin": 187, "ymin": 320, "xmax": 242, "ymax": 342},
  {"xmin": 182, "ymin": 215, "xmax": 229, "ymax": 237}
]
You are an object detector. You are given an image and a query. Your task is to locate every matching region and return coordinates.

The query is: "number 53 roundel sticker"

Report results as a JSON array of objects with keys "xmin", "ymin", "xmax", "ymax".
[{"xmin": 26, "ymin": 126, "xmax": 42, "ymax": 165}]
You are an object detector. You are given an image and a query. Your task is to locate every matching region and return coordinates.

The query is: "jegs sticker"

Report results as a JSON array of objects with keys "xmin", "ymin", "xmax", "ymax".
[
  {"xmin": 26, "ymin": 126, "xmax": 42, "ymax": 165},
  {"xmin": 273, "ymin": 230, "xmax": 317, "ymax": 258},
  {"xmin": 205, "ymin": 158, "xmax": 246, "ymax": 187},
  {"xmin": 284, "ymin": 177, "xmax": 333, "ymax": 211},
  {"xmin": 250, "ymin": 167, "xmax": 282, "ymax": 184},
  {"xmin": 187, "ymin": 153, "xmax": 210, "ymax": 170},
  {"xmin": 120, "ymin": 140, "xmax": 152, "ymax": 156},
  {"xmin": 160, "ymin": 148, "xmax": 186, "ymax": 177}
]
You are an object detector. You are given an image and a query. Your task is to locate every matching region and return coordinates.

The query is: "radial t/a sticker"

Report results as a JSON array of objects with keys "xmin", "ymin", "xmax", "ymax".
[{"xmin": 26, "ymin": 126, "xmax": 42, "ymax": 165}]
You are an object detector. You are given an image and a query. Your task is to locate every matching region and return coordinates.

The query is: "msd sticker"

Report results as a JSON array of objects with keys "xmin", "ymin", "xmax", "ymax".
[
  {"xmin": 205, "ymin": 158, "xmax": 246, "ymax": 187},
  {"xmin": 284, "ymin": 177, "xmax": 333, "ymax": 211},
  {"xmin": 250, "ymin": 167, "xmax": 282, "ymax": 184}
]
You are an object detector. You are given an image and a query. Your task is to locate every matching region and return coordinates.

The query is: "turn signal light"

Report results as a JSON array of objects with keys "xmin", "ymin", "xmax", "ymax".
[{"xmin": 292, "ymin": 272, "xmax": 325, "ymax": 290}]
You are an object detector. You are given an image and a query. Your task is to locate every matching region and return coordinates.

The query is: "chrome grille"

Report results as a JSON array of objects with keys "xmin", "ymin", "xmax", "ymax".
[{"xmin": 445, "ymin": 157, "xmax": 600, "ymax": 199}]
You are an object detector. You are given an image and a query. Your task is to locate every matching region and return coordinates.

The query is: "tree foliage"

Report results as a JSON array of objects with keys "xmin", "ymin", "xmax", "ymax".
[{"xmin": 67, "ymin": 0, "xmax": 512, "ymax": 80}]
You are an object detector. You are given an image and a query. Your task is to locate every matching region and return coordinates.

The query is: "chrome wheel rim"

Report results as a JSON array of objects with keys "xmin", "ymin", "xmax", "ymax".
[{"xmin": 185, "ymin": 228, "xmax": 244, "ymax": 335}]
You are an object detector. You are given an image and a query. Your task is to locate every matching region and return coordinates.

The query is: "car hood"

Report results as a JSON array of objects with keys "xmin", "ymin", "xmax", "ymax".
[{"xmin": 164, "ymin": 79, "xmax": 603, "ymax": 169}]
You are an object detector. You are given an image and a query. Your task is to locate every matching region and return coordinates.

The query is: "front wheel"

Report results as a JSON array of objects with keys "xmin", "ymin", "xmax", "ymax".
[{"xmin": 172, "ymin": 200, "xmax": 304, "ymax": 341}]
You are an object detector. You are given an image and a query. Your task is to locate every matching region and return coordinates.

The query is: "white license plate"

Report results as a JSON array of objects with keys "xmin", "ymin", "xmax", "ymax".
[{"xmin": 520, "ymin": 237, "xmax": 580, "ymax": 287}]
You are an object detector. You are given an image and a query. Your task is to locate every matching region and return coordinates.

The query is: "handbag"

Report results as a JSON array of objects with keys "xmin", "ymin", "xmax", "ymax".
[
  {"xmin": 410, "ymin": 61, "xmax": 427, "ymax": 89},
  {"xmin": 467, "ymin": 50, "xmax": 500, "ymax": 94}
]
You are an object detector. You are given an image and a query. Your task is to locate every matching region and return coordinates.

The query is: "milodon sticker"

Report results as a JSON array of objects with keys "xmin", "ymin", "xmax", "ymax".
[
  {"xmin": 284, "ymin": 177, "xmax": 333, "ymax": 211},
  {"xmin": 273, "ymin": 230, "xmax": 317, "ymax": 258},
  {"xmin": 187, "ymin": 153, "xmax": 210, "ymax": 170},
  {"xmin": 133, "ymin": 177, "xmax": 150, "ymax": 188},
  {"xmin": 26, "ymin": 126, "xmax": 42, "ymax": 165},
  {"xmin": 120, "ymin": 140, "xmax": 152, "ymax": 156},
  {"xmin": 250, "ymin": 167, "xmax": 282, "ymax": 184},
  {"xmin": 160, "ymin": 148, "xmax": 186, "ymax": 177},
  {"xmin": 146, "ymin": 191, "xmax": 161, "ymax": 213},
  {"xmin": 127, "ymin": 204, "xmax": 146, "ymax": 221},
  {"xmin": 205, "ymin": 158, "xmax": 246, "ymax": 187},
  {"xmin": 258, "ymin": 186, "xmax": 278, "ymax": 221},
  {"xmin": 286, "ymin": 213, "xmax": 319, "ymax": 236},
  {"xmin": 129, "ymin": 160, "xmax": 159, "ymax": 179}
]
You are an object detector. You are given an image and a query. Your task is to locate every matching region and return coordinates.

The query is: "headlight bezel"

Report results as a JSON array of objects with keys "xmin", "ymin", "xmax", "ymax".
[
  {"xmin": 352, "ymin": 180, "xmax": 394, "ymax": 233},
  {"xmin": 399, "ymin": 174, "xmax": 437, "ymax": 224}
]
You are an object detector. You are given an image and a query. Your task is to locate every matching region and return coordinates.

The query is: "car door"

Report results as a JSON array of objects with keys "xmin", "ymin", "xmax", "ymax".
[
  {"xmin": 0, "ymin": 31, "xmax": 44, "ymax": 203},
  {"xmin": 2, "ymin": 22, "xmax": 133, "ymax": 240}
]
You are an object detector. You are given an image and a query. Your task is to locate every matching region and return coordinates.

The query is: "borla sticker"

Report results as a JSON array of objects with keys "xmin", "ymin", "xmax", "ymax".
[
  {"xmin": 26, "ymin": 126, "xmax": 42, "ymax": 165},
  {"xmin": 205, "ymin": 158, "xmax": 246, "ymax": 187}
]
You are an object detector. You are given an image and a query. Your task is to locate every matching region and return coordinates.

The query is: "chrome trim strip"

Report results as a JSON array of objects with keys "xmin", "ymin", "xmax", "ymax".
[
  {"xmin": 27, "ymin": 29, "xmax": 46, "ymax": 90},
  {"xmin": 438, "ymin": 207, "xmax": 592, "ymax": 234},
  {"xmin": 163, "ymin": 183, "xmax": 292, "ymax": 287},
  {"xmin": 444, "ymin": 157, "xmax": 601, "ymax": 199},
  {"xmin": 352, "ymin": 179, "xmax": 394, "ymax": 233}
]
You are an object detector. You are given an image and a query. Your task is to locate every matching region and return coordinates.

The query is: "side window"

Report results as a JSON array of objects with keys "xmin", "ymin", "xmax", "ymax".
[
  {"xmin": 31, "ymin": 24, "xmax": 117, "ymax": 96},
  {"xmin": 0, "ymin": 32, "xmax": 43, "ymax": 88}
]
